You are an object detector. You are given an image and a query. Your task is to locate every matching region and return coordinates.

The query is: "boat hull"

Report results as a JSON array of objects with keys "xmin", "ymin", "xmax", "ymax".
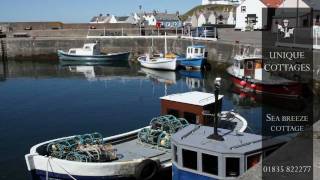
[
  {"xmin": 178, "ymin": 58, "xmax": 205, "ymax": 69},
  {"xmin": 229, "ymin": 74, "xmax": 302, "ymax": 98},
  {"xmin": 173, "ymin": 164, "xmax": 217, "ymax": 180},
  {"xmin": 58, "ymin": 50, "xmax": 130, "ymax": 62},
  {"xmin": 25, "ymin": 127, "xmax": 171, "ymax": 180},
  {"xmin": 30, "ymin": 169, "xmax": 129, "ymax": 180},
  {"xmin": 138, "ymin": 58, "xmax": 177, "ymax": 71}
]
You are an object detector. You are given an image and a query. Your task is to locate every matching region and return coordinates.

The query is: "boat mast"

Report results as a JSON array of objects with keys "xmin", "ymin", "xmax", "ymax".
[{"xmin": 164, "ymin": 32, "xmax": 167, "ymax": 55}]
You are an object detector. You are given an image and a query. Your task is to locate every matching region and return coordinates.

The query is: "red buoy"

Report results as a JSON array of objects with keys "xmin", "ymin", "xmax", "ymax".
[
  {"xmin": 251, "ymin": 84, "xmax": 257, "ymax": 89},
  {"xmin": 240, "ymin": 80, "xmax": 246, "ymax": 87}
]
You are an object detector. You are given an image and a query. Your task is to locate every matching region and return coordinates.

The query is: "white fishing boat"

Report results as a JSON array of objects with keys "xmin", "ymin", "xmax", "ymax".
[
  {"xmin": 25, "ymin": 115, "xmax": 188, "ymax": 180},
  {"xmin": 137, "ymin": 33, "xmax": 177, "ymax": 71},
  {"xmin": 58, "ymin": 42, "xmax": 130, "ymax": 63}
]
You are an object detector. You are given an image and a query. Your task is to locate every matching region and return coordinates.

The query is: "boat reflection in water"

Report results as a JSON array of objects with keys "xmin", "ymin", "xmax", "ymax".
[
  {"xmin": 231, "ymin": 85, "xmax": 306, "ymax": 111},
  {"xmin": 179, "ymin": 70, "xmax": 205, "ymax": 90},
  {"xmin": 61, "ymin": 61, "xmax": 143, "ymax": 83},
  {"xmin": 140, "ymin": 67, "xmax": 178, "ymax": 85}
]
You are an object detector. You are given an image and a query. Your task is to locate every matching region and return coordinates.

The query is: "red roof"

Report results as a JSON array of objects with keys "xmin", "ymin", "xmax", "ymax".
[{"xmin": 261, "ymin": 0, "xmax": 283, "ymax": 8}]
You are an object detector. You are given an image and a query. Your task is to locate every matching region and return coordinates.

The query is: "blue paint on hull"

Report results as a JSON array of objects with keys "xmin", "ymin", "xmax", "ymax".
[
  {"xmin": 173, "ymin": 165, "xmax": 217, "ymax": 180},
  {"xmin": 179, "ymin": 70, "xmax": 204, "ymax": 79},
  {"xmin": 177, "ymin": 58, "xmax": 205, "ymax": 69},
  {"xmin": 30, "ymin": 170, "xmax": 130, "ymax": 180}
]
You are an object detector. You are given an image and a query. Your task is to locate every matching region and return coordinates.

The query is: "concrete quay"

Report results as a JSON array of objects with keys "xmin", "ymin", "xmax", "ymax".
[{"xmin": 238, "ymin": 121, "xmax": 320, "ymax": 180}]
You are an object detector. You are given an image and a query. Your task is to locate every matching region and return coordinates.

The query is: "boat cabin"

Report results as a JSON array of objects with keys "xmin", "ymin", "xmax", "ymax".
[
  {"xmin": 171, "ymin": 124, "xmax": 289, "ymax": 180},
  {"xmin": 186, "ymin": 45, "xmax": 207, "ymax": 59},
  {"xmin": 160, "ymin": 91, "xmax": 223, "ymax": 125},
  {"xmin": 233, "ymin": 56, "xmax": 263, "ymax": 81},
  {"xmin": 68, "ymin": 43, "xmax": 101, "ymax": 56}
]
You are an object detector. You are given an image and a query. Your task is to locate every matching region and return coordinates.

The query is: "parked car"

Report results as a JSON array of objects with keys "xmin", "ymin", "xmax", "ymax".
[
  {"xmin": 191, "ymin": 25, "xmax": 218, "ymax": 38},
  {"xmin": 24, "ymin": 26, "xmax": 32, "ymax": 30}
]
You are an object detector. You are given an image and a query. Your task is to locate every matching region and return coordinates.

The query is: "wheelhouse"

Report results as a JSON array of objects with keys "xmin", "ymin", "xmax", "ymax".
[
  {"xmin": 233, "ymin": 55, "xmax": 263, "ymax": 81},
  {"xmin": 68, "ymin": 43, "xmax": 101, "ymax": 56},
  {"xmin": 160, "ymin": 91, "xmax": 223, "ymax": 125},
  {"xmin": 172, "ymin": 125, "xmax": 288, "ymax": 180},
  {"xmin": 186, "ymin": 45, "xmax": 207, "ymax": 59}
]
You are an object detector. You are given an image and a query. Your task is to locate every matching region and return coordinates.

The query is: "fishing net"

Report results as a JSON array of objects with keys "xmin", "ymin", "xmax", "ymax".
[
  {"xmin": 138, "ymin": 115, "xmax": 189, "ymax": 149},
  {"xmin": 47, "ymin": 132, "xmax": 117, "ymax": 162}
]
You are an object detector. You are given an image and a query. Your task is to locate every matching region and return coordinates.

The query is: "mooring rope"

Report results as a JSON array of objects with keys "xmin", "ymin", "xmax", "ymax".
[{"xmin": 46, "ymin": 156, "xmax": 78, "ymax": 180}]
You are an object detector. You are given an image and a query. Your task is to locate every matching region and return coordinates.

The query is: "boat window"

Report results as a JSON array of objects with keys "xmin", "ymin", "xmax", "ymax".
[
  {"xmin": 173, "ymin": 145, "xmax": 178, "ymax": 163},
  {"xmin": 167, "ymin": 109, "xmax": 179, "ymax": 117},
  {"xmin": 70, "ymin": 50, "xmax": 76, "ymax": 54},
  {"xmin": 84, "ymin": 46, "xmax": 91, "ymax": 50},
  {"xmin": 247, "ymin": 153, "xmax": 261, "ymax": 170},
  {"xmin": 183, "ymin": 112, "xmax": 197, "ymax": 124},
  {"xmin": 240, "ymin": 62, "xmax": 244, "ymax": 69},
  {"xmin": 246, "ymin": 61, "xmax": 253, "ymax": 70},
  {"xmin": 195, "ymin": 48, "xmax": 199, "ymax": 54},
  {"xmin": 202, "ymin": 153, "xmax": 218, "ymax": 175},
  {"xmin": 182, "ymin": 149, "xmax": 198, "ymax": 170},
  {"xmin": 226, "ymin": 157, "xmax": 240, "ymax": 177}
]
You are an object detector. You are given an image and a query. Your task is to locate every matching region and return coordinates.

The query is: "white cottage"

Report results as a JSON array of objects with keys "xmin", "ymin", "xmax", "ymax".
[
  {"xmin": 90, "ymin": 14, "xmax": 117, "ymax": 24},
  {"xmin": 197, "ymin": 13, "xmax": 207, "ymax": 27},
  {"xmin": 202, "ymin": 0, "xmax": 240, "ymax": 5},
  {"xmin": 235, "ymin": 0, "xmax": 281, "ymax": 31}
]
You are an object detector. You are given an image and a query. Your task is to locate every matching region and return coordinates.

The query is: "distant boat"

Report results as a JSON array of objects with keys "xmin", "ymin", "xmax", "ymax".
[
  {"xmin": 138, "ymin": 33, "xmax": 177, "ymax": 71},
  {"xmin": 227, "ymin": 55, "xmax": 303, "ymax": 98},
  {"xmin": 138, "ymin": 54, "xmax": 177, "ymax": 70},
  {"xmin": 177, "ymin": 45, "xmax": 207, "ymax": 69},
  {"xmin": 58, "ymin": 42, "xmax": 130, "ymax": 63}
]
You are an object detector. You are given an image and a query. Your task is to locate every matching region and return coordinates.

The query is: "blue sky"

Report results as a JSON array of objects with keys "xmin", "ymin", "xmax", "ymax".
[{"xmin": 0, "ymin": 0, "xmax": 200, "ymax": 23}]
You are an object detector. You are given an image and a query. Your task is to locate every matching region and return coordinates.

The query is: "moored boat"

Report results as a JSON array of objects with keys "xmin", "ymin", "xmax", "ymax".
[
  {"xmin": 58, "ymin": 42, "xmax": 130, "ymax": 63},
  {"xmin": 25, "ymin": 115, "xmax": 188, "ymax": 180},
  {"xmin": 227, "ymin": 55, "xmax": 303, "ymax": 98},
  {"xmin": 138, "ymin": 54, "xmax": 177, "ymax": 71},
  {"xmin": 137, "ymin": 33, "xmax": 177, "ymax": 71},
  {"xmin": 177, "ymin": 45, "xmax": 207, "ymax": 69}
]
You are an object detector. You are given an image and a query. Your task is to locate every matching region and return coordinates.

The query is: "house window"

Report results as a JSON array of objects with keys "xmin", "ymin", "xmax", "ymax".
[
  {"xmin": 167, "ymin": 109, "xmax": 179, "ymax": 117},
  {"xmin": 202, "ymin": 153, "xmax": 218, "ymax": 175},
  {"xmin": 316, "ymin": 15, "xmax": 320, "ymax": 23},
  {"xmin": 226, "ymin": 157, "xmax": 240, "ymax": 177},
  {"xmin": 241, "ymin": 6, "xmax": 246, "ymax": 13},
  {"xmin": 182, "ymin": 149, "xmax": 198, "ymax": 170},
  {"xmin": 183, "ymin": 112, "xmax": 197, "ymax": 124},
  {"xmin": 173, "ymin": 145, "xmax": 178, "ymax": 163}
]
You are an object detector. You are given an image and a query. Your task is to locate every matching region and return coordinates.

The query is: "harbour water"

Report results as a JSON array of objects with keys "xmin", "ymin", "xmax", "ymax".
[{"xmin": 0, "ymin": 57, "xmax": 316, "ymax": 180}]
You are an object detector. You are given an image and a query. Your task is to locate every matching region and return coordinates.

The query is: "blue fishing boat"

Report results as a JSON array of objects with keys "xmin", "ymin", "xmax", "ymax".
[
  {"xmin": 171, "ymin": 78, "xmax": 294, "ymax": 180},
  {"xmin": 178, "ymin": 45, "xmax": 207, "ymax": 69}
]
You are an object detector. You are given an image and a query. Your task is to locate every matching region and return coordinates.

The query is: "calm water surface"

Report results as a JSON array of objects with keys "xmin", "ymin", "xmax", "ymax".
[{"xmin": 0, "ymin": 58, "xmax": 314, "ymax": 180}]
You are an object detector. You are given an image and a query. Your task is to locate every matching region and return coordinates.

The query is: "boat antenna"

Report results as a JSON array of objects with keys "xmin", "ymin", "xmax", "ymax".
[
  {"xmin": 164, "ymin": 32, "xmax": 167, "ymax": 55},
  {"xmin": 203, "ymin": 77, "xmax": 224, "ymax": 141}
]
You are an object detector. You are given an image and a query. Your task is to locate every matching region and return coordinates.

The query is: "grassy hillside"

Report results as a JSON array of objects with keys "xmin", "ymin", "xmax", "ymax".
[{"xmin": 181, "ymin": 4, "xmax": 236, "ymax": 21}]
